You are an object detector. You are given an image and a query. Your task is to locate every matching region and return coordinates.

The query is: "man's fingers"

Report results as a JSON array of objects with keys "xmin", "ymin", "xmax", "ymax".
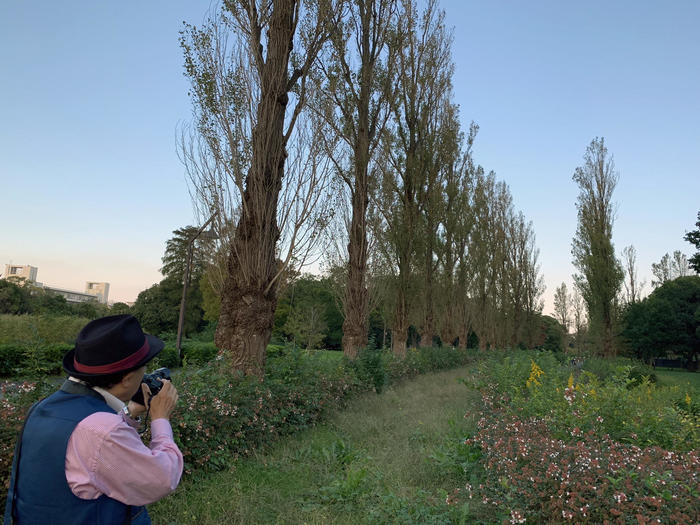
[{"xmin": 141, "ymin": 383, "xmax": 152, "ymax": 407}]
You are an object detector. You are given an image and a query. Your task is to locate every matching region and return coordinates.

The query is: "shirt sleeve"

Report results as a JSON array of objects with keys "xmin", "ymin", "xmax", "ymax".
[{"xmin": 66, "ymin": 412, "xmax": 184, "ymax": 506}]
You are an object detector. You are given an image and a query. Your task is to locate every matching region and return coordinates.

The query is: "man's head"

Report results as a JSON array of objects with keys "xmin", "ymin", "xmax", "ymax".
[{"xmin": 63, "ymin": 315, "xmax": 164, "ymax": 399}]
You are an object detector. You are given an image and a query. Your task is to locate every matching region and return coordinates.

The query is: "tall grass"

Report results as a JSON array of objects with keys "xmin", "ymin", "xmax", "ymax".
[
  {"xmin": 0, "ymin": 314, "xmax": 89, "ymax": 345},
  {"xmin": 150, "ymin": 365, "xmax": 482, "ymax": 524}
]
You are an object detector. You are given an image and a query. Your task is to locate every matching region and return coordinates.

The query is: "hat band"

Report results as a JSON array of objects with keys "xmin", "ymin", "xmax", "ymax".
[{"xmin": 73, "ymin": 339, "xmax": 150, "ymax": 374}]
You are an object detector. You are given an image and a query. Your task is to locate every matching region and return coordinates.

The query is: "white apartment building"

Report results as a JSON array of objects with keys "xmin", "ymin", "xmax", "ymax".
[{"xmin": 3, "ymin": 264, "xmax": 38, "ymax": 282}]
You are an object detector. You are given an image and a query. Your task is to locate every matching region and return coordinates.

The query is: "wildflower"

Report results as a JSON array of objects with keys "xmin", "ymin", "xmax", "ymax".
[
  {"xmin": 613, "ymin": 492, "xmax": 627, "ymax": 503},
  {"xmin": 564, "ymin": 386, "xmax": 576, "ymax": 405},
  {"xmin": 510, "ymin": 510, "xmax": 526, "ymax": 524},
  {"xmin": 685, "ymin": 392, "xmax": 692, "ymax": 406},
  {"xmin": 526, "ymin": 360, "xmax": 544, "ymax": 388}
]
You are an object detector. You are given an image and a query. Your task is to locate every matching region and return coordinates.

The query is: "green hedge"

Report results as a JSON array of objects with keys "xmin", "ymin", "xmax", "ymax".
[
  {"xmin": 1, "ymin": 346, "xmax": 475, "ymax": 498},
  {"xmin": 149, "ymin": 343, "xmax": 220, "ymax": 370},
  {"xmin": 0, "ymin": 343, "xmax": 72, "ymax": 376},
  {"xmin": 152, "ymin": 343, "xmax": 294, "ymax": 371},
  {"xmin": 1, "ymin": 337, "xmax": 306, "ymax": 378}
]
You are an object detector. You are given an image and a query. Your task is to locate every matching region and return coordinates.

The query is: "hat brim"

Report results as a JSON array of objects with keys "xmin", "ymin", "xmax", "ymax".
[{"xmin": 63, "ymin": 334, "xmax": 165, "ymax": 377}]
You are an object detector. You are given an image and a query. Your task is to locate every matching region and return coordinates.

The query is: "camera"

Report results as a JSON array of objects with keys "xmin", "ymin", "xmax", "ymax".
[{"xmin": 131, "ymin": 367, "xmax": 171, "ymax": 405}]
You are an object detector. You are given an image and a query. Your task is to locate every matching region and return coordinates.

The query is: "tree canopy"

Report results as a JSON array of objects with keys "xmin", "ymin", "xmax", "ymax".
[
  {"xmin": 622, "ymin": 275, "xmax": 700, "ymax": 364},
  {"xmin": 684, "ymin": 211, "xmax": 700, "ymax": 273}
]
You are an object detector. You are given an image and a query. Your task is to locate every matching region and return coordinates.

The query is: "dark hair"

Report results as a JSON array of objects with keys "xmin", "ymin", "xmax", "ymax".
[{"xmin": 71, "ymin": 364, "xmax": 144, "ymax": 389}]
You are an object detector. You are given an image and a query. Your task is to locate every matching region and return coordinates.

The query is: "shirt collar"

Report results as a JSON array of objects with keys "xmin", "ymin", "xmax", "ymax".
[{"xmin": 68, "ymin": 376, "xmax": 128, "ymax": 416}]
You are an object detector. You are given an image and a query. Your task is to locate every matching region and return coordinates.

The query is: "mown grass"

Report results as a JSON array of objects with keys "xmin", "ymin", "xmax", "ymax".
[
  {"xmin": 655, "ymin": 369, "xmax": 700, "ymax": 392},
  {"xmin": 150, "ymin": 365, "xmax": 482, "ymax": 524}
]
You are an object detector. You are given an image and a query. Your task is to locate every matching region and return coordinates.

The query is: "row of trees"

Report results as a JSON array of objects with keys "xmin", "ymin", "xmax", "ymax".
[{"xmin": 178, "ymin": 0, "xmax": 547, "ymax": 375}]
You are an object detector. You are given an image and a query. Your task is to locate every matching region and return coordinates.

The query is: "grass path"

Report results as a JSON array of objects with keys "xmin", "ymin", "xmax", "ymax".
[{"xmin": 151, "ymin": 365, "xmax": 482, "ymax": 524}]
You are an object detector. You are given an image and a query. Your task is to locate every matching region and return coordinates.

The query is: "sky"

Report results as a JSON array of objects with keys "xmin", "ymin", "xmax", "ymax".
[{"xmin": 1, "ymin": 1, "xmax": 698, "ymax": 312}]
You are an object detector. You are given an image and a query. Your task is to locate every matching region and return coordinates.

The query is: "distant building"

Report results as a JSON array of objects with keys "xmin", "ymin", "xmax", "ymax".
[
  {"xmin": 85, "ymin": 282, "xmax": 110, "ymax": 304},
  {"xmin": 3, "ymin": 264, "xmax": 38, "ymax": 282},
  {"xmin": 44, "ymin": 286, "xmax": 101, "ymax": 304},
  {"xmin": 2, "ymin": 263, "xmax": 110, "ymax": 304}
]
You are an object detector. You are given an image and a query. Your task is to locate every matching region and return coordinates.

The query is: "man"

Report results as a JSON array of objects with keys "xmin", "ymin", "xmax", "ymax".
[{"xmin": 4, "ymin": 314, "xmax": 184, "ymax": 525}]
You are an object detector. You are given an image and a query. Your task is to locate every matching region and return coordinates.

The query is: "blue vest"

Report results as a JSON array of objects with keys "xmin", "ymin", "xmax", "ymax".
[{"xmin": 4, "ymin": 381, "xmax": 150, "ymax": 525}]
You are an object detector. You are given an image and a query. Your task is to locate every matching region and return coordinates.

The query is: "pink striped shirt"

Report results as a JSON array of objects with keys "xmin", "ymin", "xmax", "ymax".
[{"xmin": 65, "ymin": 412, "xmax": 183, "ymax": 506}]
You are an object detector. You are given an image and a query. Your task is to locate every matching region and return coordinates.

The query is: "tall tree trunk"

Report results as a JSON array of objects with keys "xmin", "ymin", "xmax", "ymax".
[
  {"xmin": 419, "ymin": 286, "xmax": 434, "ymax": 347},
  {"xmin": 457, "ymin": 328, "xmax": 468, "ymax": 349},
  {"xmin": 392, "ymin": 290, "xmax": 408, "ymax": 356},
  {"xmin": 215, "ymin": 2, "xmax": 294, "ymax": 376},
  {"xmin": 342, "ymin": 71, "xmax": 371, "ymax": 358},
  {"xmin": 419, "ymin": 227, "xmax": 435, "ymax": 348},
  {"xmin": 343, "ymin": 175, "xmax": 369, "ymax": 358}
]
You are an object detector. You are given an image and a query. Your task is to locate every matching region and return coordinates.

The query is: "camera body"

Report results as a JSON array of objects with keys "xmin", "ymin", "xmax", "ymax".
[{"xmin": 131, "ymin": 367, "xmax": 171, "ymax": 405}]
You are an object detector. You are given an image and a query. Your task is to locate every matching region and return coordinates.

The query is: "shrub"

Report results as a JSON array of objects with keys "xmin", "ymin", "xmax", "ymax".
[
  {"xmin": 1, "ymin": 345, "xmax": 472, "ymax": 501},
  {"xmin": 0, "ymin": 343, "xmax": 72, "ymax": 377},
  {"xmin": 468, "ymin": 351, "xmax": 697, "ymax": 451},
  {"xmin": 166, "ymin": 351, "xmax": 360, "ymax": 473},
  {"xmin": 151, "ymin": 346, "xmax": 181, "ymax": 370},
  {"xmin": 181, "ymin": 342, "xmax": 218, "ymax": 365},
  {"xmin": 0, "ymin": 379, "xmax": 57, "ymax": 494},
  {"xmin": 461, "ymin": 416, "xmax": 699, "ymax": 524},
  {"xmin": 348, "ymin": 347, "xmax": 387, "ymax": 393},
  {"xmin": 266, "ymin": 344, "xmax": 286, "ymax": 358},
  {"xmin": 581, "ymin": 355, "xmax": 656, "ymax": 385},
  {"xmin": 452, "ymin": 350, "xmax": 700, "ymax": 523},
  {"xmin": 0, "ymin": 345, "xmax": 24, "ymax": 376}
]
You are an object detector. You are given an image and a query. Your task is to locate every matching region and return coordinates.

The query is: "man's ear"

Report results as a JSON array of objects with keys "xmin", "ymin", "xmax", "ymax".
[{"xmin": 121, "ymin": 368, "xmax": 143, "ymax": 385}]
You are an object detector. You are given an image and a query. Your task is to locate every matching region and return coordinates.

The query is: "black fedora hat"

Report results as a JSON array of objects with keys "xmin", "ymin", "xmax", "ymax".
[{"xmin": 63, "ymin": 314, "xmax": 164, "ymax": 377}]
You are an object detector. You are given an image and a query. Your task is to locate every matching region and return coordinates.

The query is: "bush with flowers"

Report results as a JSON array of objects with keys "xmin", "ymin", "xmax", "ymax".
[
  {"xmin": 0, "ymin": 378, "xmax": 56, "ymax": 496},
  {"xmin": 1, "ymin": 344, "xmax": 474, "ymax": 500},
  {"xmin": 450, "ymin": 351, "xmax": 700, "ymax": 523}
]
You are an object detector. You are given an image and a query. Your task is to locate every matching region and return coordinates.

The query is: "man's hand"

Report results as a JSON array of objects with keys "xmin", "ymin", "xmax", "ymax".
[{"xmin": 148, "ymin": 380, "xmax": 178, "ymax": 421}]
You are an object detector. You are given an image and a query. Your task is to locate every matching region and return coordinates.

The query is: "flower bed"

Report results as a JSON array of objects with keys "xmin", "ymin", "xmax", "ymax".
[
  {"xmin": 463, "ymin": 416, "xmax": 699, "ymax": 524},
  {"xmin": 450, "ymin": 351, "xmax": 700, "ymax": 523}
]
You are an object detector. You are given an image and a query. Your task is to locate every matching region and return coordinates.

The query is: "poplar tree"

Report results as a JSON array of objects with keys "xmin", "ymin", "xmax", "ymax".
[
  {"xmin": 378, "ymin": 0, "xmax": 452, "ymax": 356},
  {"xmin": 621, "ymin": 244, "xmax": 645, "ymax": 303},
  {"xmin": 571, "ymin": 137, "xmax": 623, "ymax": 357},
  {"xmin": 315, "ymin": 0, "xmax": 399, "ymax": 358},
  {"xmin": 553, "ymin": 282, "xmax": 571, "ymax": 333}
]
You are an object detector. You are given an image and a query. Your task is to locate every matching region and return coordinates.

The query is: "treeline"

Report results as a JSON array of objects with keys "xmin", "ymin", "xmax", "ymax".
[
  {"xmin": 0, "ymin": 278, "xmax": 111, "ymax": 319},
  {"xmin": 176, "ymin": 0, "xmax": 548, "ymax": 375},
  {"xmin": 127, "ymin": 258, "xmax": 565, "ymax": 355}
]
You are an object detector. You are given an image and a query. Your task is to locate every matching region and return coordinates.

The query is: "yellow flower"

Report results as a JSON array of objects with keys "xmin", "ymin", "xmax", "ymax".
[
  {"xmin": 686, "ymin": 393, "xmax": 692, "ymax": 406},
  {"xmin": 526, "ymin": 360, "xmax": 544, "ymax": 388},
  {"xmin": 567, "ymin": 374, "xmax": 574, "ymax": 389}
]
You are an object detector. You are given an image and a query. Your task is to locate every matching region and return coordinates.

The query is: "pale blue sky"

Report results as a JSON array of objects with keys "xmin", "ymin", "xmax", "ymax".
[{"xmin": 1, "ymin": 1, "xmax": 698, "ymax": 309}]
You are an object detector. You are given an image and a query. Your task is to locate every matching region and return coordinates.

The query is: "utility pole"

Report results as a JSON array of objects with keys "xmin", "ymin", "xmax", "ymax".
[{"xmin": 176, "ymin": 212, "xmax": 218, "ymax": 360}]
